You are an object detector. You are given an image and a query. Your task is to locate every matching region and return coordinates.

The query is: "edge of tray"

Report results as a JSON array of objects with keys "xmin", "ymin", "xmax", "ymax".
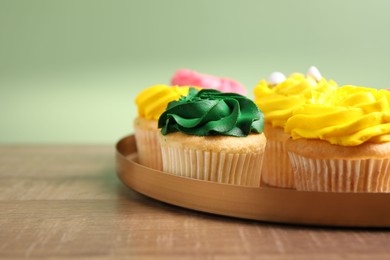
[{"xmin": 116, "ymin": 134, "xmax": 390, "ymax": 227}]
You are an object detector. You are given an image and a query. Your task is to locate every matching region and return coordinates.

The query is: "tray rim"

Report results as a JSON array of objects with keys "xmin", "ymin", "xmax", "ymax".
[{"xmin": 116, "ymin": 134, "xmax": 390, "ymax": 228}]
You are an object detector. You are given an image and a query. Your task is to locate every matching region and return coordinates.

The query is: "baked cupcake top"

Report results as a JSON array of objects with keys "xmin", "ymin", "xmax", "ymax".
[
  {"xmin": 171, "ymin": 69, "xmax": 247, "ymax": 95},
  {"xmin": 158, "ymin": 88, "xmax": 264, "ymax": 137},
  {"xmin": 285, "ymin": 85, "xmax": 390, "ymax": 146},
  {"xmin": 253, "ymin": 66, "xmax": 338, "ymax": 128},
  {"xmin": 135, "ymin": 84, "xmax": 190, "ymax": 120}
]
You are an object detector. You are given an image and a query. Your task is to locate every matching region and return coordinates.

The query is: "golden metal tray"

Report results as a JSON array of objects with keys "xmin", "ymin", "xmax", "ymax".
[{"xmin": 116, "ymin": 135, "xmax": 390, "ymax": 227}]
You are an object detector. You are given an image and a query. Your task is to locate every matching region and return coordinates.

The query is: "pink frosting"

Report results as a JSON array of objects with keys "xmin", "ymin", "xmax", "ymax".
[{"xmin": 171, "ymin": 69, "xmax": 247, "ymax": 95}]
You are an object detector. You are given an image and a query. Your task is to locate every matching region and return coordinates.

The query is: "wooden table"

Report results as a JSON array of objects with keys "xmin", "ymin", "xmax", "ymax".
[{"xmin": 1, "ymin": 145, "xmax": 390, "ymax": 259}]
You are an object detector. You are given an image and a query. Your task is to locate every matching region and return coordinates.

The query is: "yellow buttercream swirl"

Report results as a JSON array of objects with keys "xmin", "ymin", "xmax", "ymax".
[
  {"xmin": 135, "ymin": 84, "xmax": 190, "ymax": 120},
  {"xmin": 285, "ymin": 86, "xmax": 390, "ymax": 146},
  {"xmin": 254, "ymin": 73, "xmax": 338, "ymax": 128}
]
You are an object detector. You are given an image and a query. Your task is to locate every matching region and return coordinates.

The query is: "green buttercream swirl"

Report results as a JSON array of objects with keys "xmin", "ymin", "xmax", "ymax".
[{"xmin": 158, "ymin": 88, "xmax": 264, "ymax": 137}]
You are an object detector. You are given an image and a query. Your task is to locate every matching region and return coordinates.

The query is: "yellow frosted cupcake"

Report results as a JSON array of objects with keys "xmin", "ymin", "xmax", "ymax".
[
  {"xmin": 253, "ymin": 66, "xmax": 337, "ymax": 188},
  {"xmin": 134, "ymin": 85, "xmax": 190, "ymax": 170},
  {"xmin": 285, "ymin": 85, "xmax": 390, "ymax": 192},
  {"xmin": 158, "ymin": 88, "xmax": 266, "ymax": 187}
]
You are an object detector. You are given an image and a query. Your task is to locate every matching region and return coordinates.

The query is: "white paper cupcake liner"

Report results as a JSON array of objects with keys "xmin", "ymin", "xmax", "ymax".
[
  {"xmin": 134, "ymin": 128, "xmax": 162, "ymax": 171},
  {"xmin": 288, "ymin": 152, "xmax": 390, "ymax": 192},
  {"xmin": 161, "ymin": 146, "xmax": 264, "ymax": 187},
  {"xmin": 261, "ymin": 138, "xmax": 295, "ymax": 189}
]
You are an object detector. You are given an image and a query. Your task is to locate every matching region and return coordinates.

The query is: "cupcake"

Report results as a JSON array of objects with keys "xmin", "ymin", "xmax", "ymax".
[
  {"xmin": 171, "ymin": 68, "xmax": 247, "ymax": 95},
  {"xmin": 253, "ymin": 66, "xmax": 338, "ymax": 188},
  {"xmin": 134, "ymin": 84, "xmax": 190, "ymax": 170},
  {"xmin": 285, "ymin": 85, "xmax": 390, "ymax": 192},
  {"xmin": 158, "ymin": 88, "xmax": 266, "ymax": 187}
]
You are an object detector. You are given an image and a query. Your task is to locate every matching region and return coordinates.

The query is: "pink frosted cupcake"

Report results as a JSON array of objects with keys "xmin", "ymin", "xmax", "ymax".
[{"xmin": 171, "ymin": 68, "xmax": 247, "ymax": 95}]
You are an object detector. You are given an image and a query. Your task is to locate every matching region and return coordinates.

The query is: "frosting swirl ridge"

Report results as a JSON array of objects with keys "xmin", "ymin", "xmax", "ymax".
[
  {"xmin": 135, "ymin": 84, "xmax": 190, "ymax": 120},
  {"xmin": 254, "ymin": 73, "xmax": 338, "ymax": 128},
  {"xmin": 158, "ymin": 88, "xmax": 264, "ymax": 136},
  {"xmin": 285, "ymin": 86, "xmax": 390, "ymax": 146}
]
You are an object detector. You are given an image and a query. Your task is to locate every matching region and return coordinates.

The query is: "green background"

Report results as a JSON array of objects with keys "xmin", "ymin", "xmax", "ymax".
[{"xmin": 1, "ymin": 0, "xmax": 390, "ymax": 144}]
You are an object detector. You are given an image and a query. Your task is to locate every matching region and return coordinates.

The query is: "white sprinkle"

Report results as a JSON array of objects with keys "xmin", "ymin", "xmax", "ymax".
[
  {"xmin": 268, "ymin": 72, "xmax": 286, "ymax": 85},
  {"xmin": 307, "ymin": 66, "xmax": 322, "ymax": 81}
]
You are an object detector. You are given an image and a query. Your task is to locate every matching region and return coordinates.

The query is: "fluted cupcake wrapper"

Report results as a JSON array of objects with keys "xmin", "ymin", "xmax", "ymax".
[
  {"xmin": 134, "ymin": 127, "xmax": 163, "ymax": 171},
  {"xmin": 288, "ymin": 152, "xmax": 390, "ymax": 192},
  {"xmin": 161, "ymin": 146, "xmax": 264, "ymax": 187},
  {"xmin": 261, "ymin": 138, "xmax": 295, "ymax": 189}
]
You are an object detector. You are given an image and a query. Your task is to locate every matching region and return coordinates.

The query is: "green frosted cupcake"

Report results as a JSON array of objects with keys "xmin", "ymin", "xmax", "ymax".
[{"xmin": 158, "ymin": 88, "xmax": 267, "ymax": 187}]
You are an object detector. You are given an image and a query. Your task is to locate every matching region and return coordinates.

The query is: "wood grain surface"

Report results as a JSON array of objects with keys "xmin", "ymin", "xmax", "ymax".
[{"xmin": 1, "ymin": 145, "xmax": 390, "ymax": 259}]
